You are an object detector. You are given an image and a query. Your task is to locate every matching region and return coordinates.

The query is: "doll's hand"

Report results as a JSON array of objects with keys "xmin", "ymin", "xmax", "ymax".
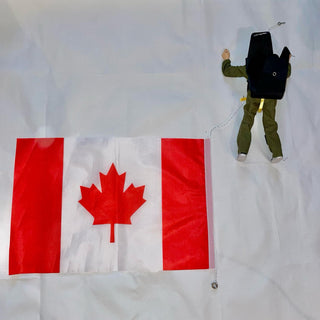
[{"xmin": 222, "ymin": 49, "xmax": 230, "ymax": 60}]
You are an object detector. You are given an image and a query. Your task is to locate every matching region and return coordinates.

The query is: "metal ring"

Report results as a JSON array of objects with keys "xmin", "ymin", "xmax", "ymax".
[
  {"xmin": 211, "ymin": 281, "xmax": 218, "ymax": 289},
  {"xmin": 272, "ymin": 72, "xmax": 277, "ymax": 77}
]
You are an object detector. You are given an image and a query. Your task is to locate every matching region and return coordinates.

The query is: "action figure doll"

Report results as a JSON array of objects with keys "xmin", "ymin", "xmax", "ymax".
[{"xmin": 221, "ymin": 32, "xmax": 291, "ymax": 163}]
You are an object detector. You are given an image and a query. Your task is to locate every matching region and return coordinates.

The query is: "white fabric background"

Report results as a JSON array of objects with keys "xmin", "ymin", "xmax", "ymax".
[{"xmin": 0, "ymin": 0, "xmax": 319, "ymax": 319}]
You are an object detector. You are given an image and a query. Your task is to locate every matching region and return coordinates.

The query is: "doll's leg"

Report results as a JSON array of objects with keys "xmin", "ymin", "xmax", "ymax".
[
  {"xmin": 237, "ymin": 100, "xmax": 259, "ymax": 154},
  {"xmin": 262, "ymin": 100, "xmax": 283, "ymax": 157}
]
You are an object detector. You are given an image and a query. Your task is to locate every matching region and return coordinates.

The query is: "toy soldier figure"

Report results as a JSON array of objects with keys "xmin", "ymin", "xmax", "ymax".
[{"xmin": 222, "ymin": 32, "xmax": 291, "ymax": 163}]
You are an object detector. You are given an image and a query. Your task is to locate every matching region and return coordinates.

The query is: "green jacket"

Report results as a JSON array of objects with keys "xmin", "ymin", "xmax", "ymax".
[{"xmin": 222, "ymin": 59, "xmax": 291, "ymax": 79}]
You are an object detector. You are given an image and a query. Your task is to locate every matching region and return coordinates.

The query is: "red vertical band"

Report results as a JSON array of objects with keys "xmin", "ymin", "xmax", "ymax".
[
  {"xmin": 161, "ymin": 138, "xmax": 209, "ymax": 270},
  {"xmin": 9, "ymin": 138, "xmax": 64, "ymax": 275}
]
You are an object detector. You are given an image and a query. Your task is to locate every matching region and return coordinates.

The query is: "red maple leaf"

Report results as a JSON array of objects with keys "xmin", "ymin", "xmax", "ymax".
[{"xmin": 79, "ymin": 163, "xmax": 146, "ymax": 243}]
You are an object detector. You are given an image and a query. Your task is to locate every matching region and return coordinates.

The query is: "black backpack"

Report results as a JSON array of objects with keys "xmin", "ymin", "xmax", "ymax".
[{"xmin": 246, "ymin": 32, "xmax": 290, "ymax": 99}]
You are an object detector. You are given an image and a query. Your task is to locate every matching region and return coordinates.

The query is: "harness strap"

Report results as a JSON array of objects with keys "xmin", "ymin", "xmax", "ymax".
[{"xmin": 258, "ymin": 98, "xmax": 265, "ymax": 113}]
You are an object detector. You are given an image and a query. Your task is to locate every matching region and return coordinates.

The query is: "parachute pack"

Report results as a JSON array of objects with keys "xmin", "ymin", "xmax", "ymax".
[{"xmin": 246, "ymin": 31, "xmax": 290, "ymax": 99}]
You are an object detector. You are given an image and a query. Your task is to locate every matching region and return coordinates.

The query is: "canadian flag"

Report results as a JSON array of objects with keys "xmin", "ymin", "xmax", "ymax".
[{"xmin": 9, "ymin": 137, "xmax": 214, "ymax": 275}]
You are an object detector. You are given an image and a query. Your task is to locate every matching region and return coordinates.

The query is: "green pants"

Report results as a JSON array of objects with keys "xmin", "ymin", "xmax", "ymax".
[{"xmin": 237, "ymin": 92, "xmax": 283, "ymax": 157}]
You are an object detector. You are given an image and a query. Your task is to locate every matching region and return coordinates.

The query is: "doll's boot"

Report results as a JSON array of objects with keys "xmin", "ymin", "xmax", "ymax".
[
  {"xmin": 271, "ymin": 156, "xmax": 283, "ymax": 163},
  {"xmin": 237, "ymin": 153, "xmax": 247, "ymax": 162}
]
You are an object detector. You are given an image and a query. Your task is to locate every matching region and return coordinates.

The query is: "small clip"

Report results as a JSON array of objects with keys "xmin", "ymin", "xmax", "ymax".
[{"xmin": 268, "ymin": 21, "xmax": 286, "ymax": 31}]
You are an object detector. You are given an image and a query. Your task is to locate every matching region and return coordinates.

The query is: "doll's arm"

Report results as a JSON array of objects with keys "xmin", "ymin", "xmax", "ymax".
[
  {"xmin": 221, "ymin": 49, "xmax": 247, "ymax": 78},
  {"xmin": 222, "ymin": 60, "xmax": 247, "ymax": 78},
  {"xmin": 287, "ymin": 63, "xmax": 291, "ymax": 78}
]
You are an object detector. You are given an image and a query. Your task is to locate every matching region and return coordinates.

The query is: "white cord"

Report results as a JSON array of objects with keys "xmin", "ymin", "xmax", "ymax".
[{"xmin": 207, "ymin": 102, "xmax": 244, "ymax": 138}]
